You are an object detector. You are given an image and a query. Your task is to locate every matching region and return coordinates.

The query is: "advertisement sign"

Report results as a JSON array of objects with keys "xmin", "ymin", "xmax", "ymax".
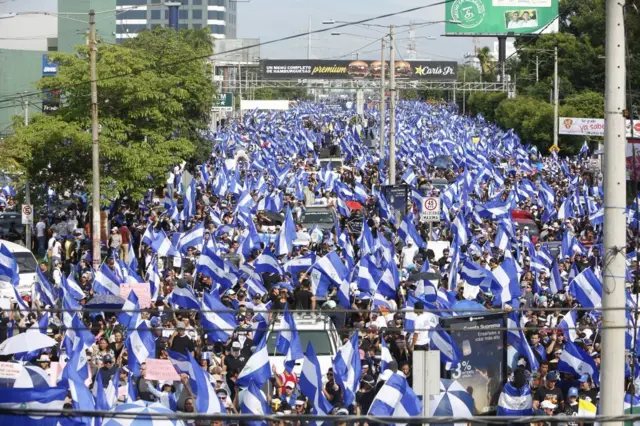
[
  {"xmin": 42, "ymin": 54, "xmax": 57, "ymax": 75},
  {"xmin": 445, "ymin": 0, "xmax": 559, "ymax": 35},
  {"xmin": 261, "ymin": 60, "xmax": 457, "ymax": 81},
  {"xmin": 212, "ymin": 93, "xmax": 233, "ymax": 112},
  {"xmin": 559, "ymin": 117, "xmax": 640, "ymax": 137},
  {"xmin": 441, "ymin": 313, "xmax": 507, "ymax": 414},
  {"xmin": 382, "ymin": 184, "xmax": 410, "ymax": 224}
]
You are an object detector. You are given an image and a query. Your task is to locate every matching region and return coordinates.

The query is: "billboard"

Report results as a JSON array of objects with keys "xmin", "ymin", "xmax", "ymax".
[
  {"xmin": 559, "ymin": 117, "xmax": 640, "ymax": 137},
  {"xmin": 261, "ymin": 60, "xmax": 457, "ymax": 81},
  {"xmin": 42, "ymin": 54, "xmax": 57, "ymax": 75},
  {"xmin": 445, "ymin": 0, "xmax": 559, "ymax": 35},
  {"xmin": 441, "ymin": 313, "xmax": 507, "ymax": 414}
]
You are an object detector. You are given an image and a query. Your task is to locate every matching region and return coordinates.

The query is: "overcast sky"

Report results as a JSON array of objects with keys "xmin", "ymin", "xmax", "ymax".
[{"xmin": 0, "ymin": 0, "xmax": 474, "ymax": 61}]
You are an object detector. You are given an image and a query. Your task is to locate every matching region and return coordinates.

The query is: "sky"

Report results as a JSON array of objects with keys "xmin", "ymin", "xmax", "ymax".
[{"xmin": 0, "ymin": 0, "xmax": 475, "ymax": 61}]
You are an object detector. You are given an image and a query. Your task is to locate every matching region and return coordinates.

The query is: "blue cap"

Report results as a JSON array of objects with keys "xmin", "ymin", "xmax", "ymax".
[
  {"xmin": 579, "ymin": 374, "xmax": 590, "ymax": 383},
  {"xmin": 568, "ymin": 387, "xmax": 579, "ymax": 397},
  {"xmin": 150, "ymin": 317, "xmax": 160, "ymax": 327}
]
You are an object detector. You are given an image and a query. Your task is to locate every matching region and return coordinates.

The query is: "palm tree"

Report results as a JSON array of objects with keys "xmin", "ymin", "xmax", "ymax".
[{"xmin": 476, "ymin": 46, "xmax": 494, "ymax": 81}]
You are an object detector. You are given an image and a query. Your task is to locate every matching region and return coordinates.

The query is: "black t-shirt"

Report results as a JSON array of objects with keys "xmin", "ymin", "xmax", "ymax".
[
  {"xmin": 563, "ymin": 401, "xmax": 579, "ymax": 426},
  {"xmin": 224, "ymin": 354, "xmax": 246, "ymax": 377},
  {"xmin": 579, "ymin": 388, "xmax": 599, "ymax": 404},
  {"xmin": 356, "ymin": 390, "xmax": 376, "ymax": 414},
  {"xmin": 325, "ymin": 380, "xmax": 343, "ymax": 406},
  {"xmin": 0, "ymin": 316, "xmax": 9, "ymax": 344},
  {"xmin": 294, "ymin": 290, "xmax": 313, "ymax": 310},
  {"xmin": 170, "ymin": 334, "xmax": 195, "ymax": 355},
  {"xmin": 534, "ymin": 386, "xmax": 564, "ymax": 414}
]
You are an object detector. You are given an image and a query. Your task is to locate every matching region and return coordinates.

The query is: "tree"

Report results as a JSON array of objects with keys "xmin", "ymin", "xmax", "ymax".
[
  {"xmin": 476, "ymin": 46, "xmax": 495, "ymax": 81},
  {"xmin": 1, "ymin": 27, "xmax": 216, "ymax": 201},
  {"xmin": 467, "ymin": 92, "xmax": 508, "ymax": 123},
  {"xmin": 562, "ymin": 90, "xmax": 605, "ymax": 118}
]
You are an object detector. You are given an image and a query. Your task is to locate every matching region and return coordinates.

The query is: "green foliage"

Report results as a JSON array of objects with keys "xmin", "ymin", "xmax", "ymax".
[
  {"xmin": 3, "ymin": 27, "xmax": 216, "ymax": 201},
  {"xmin": 562, "ymin": 90, "xmax": 604, "ymax": 118},
  {"xmin": 467, "ymin": 92, "xmax": 508, "ymax": 123}
]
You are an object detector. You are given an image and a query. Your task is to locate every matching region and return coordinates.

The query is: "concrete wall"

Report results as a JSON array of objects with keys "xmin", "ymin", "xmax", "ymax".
[{"xmin": 0, "ymin": 15, "xmax": 58, "ymax": 52}]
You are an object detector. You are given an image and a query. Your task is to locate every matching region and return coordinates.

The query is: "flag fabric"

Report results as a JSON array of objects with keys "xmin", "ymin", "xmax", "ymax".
[
  {"xmin": 167, "ymin": 284, "xmax": 200, "ymax": 310},
  {"xmin": 93, "ymin": 264, "xmax": 122, "ymax": 296},
  {"xmin": 178, "ymin": 222, "xmax": 204, "ymax": 254},
  {"xmin": 332, "ymin": 332, "xmax": 362, "ymax": 407},
  {"xmin": 237, "ymin": 336, "xmax": 271, "ymax": 389},
  {"xmin": 0, "ymin": 386, "xmax": 68, "ymax": 426},
  {"xmin": 368, "ymin": 373, "xmax": 422, "ymax": 419},
  {"xmin": 313, "ymin": 250, "xmax": 350, "ymax": 308},
  {"xmin": 398, "ymin": 213, "xmax": 426, "ymax": 249},
  {"xmin": 117, "ymin": 289, "xmax": 139, "ymax": 329},
  {"xmin": 299, "ymin": 342, "xmax": 333, "ymax": 417},
  {"xmin": 254, "ymin": 248, "xmax": 284, "ymax": 275},
  {"xmin": 274, "ymin": 206, "xmax": 297, "ymax": 256},
  {"xmin": 0, "ymin": 243, "xmax": 19, "ymax": 287},
  {"xmin": 240, "ymin": 381, "xmax": 271, "ymax": 426},
  {"xmin": 568, "ymin": 267, "xmax": 602, "ymax": 309},
  {"xmin": 496, "ymin": 382, "xmax": 533, "ymax": 416},
  {"xmin": 429, "ymin": 326, "xmax": 462, "ymax": 368},
  {"xmin": 491, "ymin": 251, "xmax": 520, "ymax": 306},
  {"xmin": 558, "ymin": 338, "xmax": 600, "ymax": 386},
  {"xmin": 200, "ymin": 290, "xmax": 238, "ymax": 343},
  {"xmin": 507, "ymin": 312, "xmax": 540, "ymax": 371},
  {"xmin": 125, "ymin": 320, "xmax": 156, "ymax": 377},
  {"xmin": 187, "ymin": 352, "xmax": 224, "ymax": 414},
  {"xmin": 275, "ymin": 306, "xmax": 304, "ymax": 373}
]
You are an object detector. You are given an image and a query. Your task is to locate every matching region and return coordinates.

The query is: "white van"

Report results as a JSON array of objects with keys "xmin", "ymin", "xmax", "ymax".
[
  {"xmin": 266, "ymin": 312, "xmax": 342, "ymax": 376},
  {"xmin": 0, "ymin": 239, "xmax": 38, "ymax": 300}
]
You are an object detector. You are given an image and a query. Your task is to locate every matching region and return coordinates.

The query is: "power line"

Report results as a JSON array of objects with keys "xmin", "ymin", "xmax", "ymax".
[{"xmin": 0, "ymin": 0, "xmax": 455, "ymax": 106}]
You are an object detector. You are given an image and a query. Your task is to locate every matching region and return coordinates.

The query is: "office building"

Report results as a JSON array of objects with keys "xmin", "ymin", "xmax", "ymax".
[{"xmin": 115, "ymin": 0, "xmax": 237, "ymax": 42}]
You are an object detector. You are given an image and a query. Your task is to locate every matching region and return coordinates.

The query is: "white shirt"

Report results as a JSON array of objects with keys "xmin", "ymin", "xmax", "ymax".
[
  {"xmin": 401, "ymin": 245, "xmax": 419, "ymax": 268},
  {"xmin": 414, "ymin": 312, "xmax": 439, "ymax": 346},
  {"xmin": 36, "ymin": 221, "xmax": 46, "ymax": 238}
]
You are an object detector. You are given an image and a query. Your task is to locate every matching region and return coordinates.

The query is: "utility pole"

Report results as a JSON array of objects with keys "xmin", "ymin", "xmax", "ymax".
[
  {"xmin": 379, "ymin": 37, "xmax": 386, "ymax": 156},
  {"xmin": 23, "ymin": 99, "xmax": 31, "ymax": 251},
  {"xmin": 238, "ymin": 63, "xmax": 243, "ymax": 121},
  {"xmin": 90, "ymin": 9, "xmax": 101, "ymax": 271},
  {"xmin": 463, "ymin": 68, "xmax": 466, "ymax": 115},
  {"xmin": 552, "ymin": 46, "xmax": 559, "ymax": 148},
  {"xmin": 307, "ymin": 16, "xmax": 311, "ymax": 60},
  {"xmin": 389, "ymin": 25, "xmax": 396, "ymax": 185},
  {"xmin": 535, "ymin": 55, "xmax": 540, "ymax": 83},
  {"xmin": 601, "ymin": 0, "xmax": 627, "ymax": 423}
]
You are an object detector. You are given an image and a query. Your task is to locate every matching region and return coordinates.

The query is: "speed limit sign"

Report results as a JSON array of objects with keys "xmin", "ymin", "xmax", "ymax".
[{"xmin": 420, "ymin": 197, "xmax": 441, "ymax": 222}]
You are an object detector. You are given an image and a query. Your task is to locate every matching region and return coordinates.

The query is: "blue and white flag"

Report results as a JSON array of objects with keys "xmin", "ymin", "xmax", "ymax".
[
  {"xmin": 558, "ymin": 338, "xmax": 600, "ymax": 386},
  {"xmin": 254, "ymin": 248, "xmax": 284, "ymax": 275},
  {"xmin": 497, "ymin": 382, "xmax": 533, "ymax": 416},
  {"xmin": 398, "ymin": 212, "xmax": 426, "ymax": 249},
  {"xmin": 0, "ymin": 386, "xmax": 67, "ymax": 426},
  {"xmin": 150, "ymin": 230, "xmax": 178, "ymax": 257},
  {"xmin": 187, "ymin": 351, "xmax": 224, "ymax": 414},
  {"xmin": 491, "ymin": 251, "xmax": 520, "ymax": 306},
  {"xmin": 182, "ymin": 179, "xmax": 196, "ymax": 220},
  {"xmin": 126, "ymin": 320, "xmax": 155, "ymax": 377},
  {"xmin": 380, "ymin": 335, "xmax": 394, "ymax": 372},
  {"xmin": 357, "ymin": 255, "xmax": 381, "ymax": 294},
  {"xmin": 429, "ymin": 326, "xmax": 462, "ymax": 368},
  {"xmin": 451, "ymin": 213, "xmax": 468, "ymax": 245},
  {"xmin": 558, "ymin": 309, "xmax": 578, "ymax": 342},
  {"xmin": 568, "ymin": 267, "xmax": 602, "ymax": 308},
  {"xmin": 240, "ymin": 381, "xmax": 271, "ymax": 426},
  {"xmin": 237, "ymin": 335, "xmax": 271, "ymax": 389},
  {"xmin": 368, "ymin": 373, "xmax": 422, "ymax": 420},
  {"xmin": 34, "ymin": 268, "xmax": 58, "ymax": 307},
  {"xmin": 201, "ymin": 290, "xmax": 238, "ymax": 343},
  {"xmin": 332, "ymin": 332, "xmax": 361, "ymax": 407},
  {"xmin": 117, "ymin": 289, "xmax": 139, "ymax": 329},
  {"xmin": 178, "ymin": 222, "xmax": 204, "ymax": 254},
  {"xmin": 299, "ymin": 342, "xmax": 333, "ymax": 417},
  {"xmin": 93, "ymin": 264, "xmax": 122, "ymax": 296},
  {"xmin": 549, "ymin": 260, "xmax": 564, "ymax": 295},
  {"xmin": 68, "ymin": 378, "xmax": 96, "ymax": 426},
  {"xmin": 0, "ymin": 243, "xmax": 19, "ymax": 287},
  {"xmin": 313, "ymin": 250, "xmax": 350, "ymax": 308},
  {"xmin": 507, "ymin": 312, "xmax": 540, "ymax": 371},
  {"xmin": 275, "ymin": 306, "xmax": 304, "ymax": 373},
  {"xmin": 274, "ymin": 206, "xmax": 297, "ymax": 256},
  {"xmin": 145, "ymin": 257, "xmax": 161, "ymax": 302},
  {"xmin": 167, "ymin": 284, "xmax": 201, "ymax": 310}
]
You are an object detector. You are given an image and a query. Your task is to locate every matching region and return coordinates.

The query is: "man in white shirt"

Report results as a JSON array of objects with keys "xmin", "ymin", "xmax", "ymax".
[
  {"xmin": 411, "ymin": 301, "xmax": 439, "ymax": 350},
  {"xmin": 400, "ymin": 239, "xmax": 419, "ymax": 269},
  {"xmin": 36, "ymin": 219, "xmax": 47, "ymax": 257}
]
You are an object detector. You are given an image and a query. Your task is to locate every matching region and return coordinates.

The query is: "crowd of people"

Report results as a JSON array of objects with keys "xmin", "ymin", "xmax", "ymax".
[{"xmin": 0, "ymin": 100, "xmax": 635, "ymax": 426}]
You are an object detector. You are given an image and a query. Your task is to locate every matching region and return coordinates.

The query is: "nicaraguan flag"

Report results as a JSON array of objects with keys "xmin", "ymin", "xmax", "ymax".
[
  {"xmin": 497, "ymin": 382, "xmax": 533, "ymax": 416},
  {"xmin": 491, "ymin": 251, "xmax": 520, "ymax": 306},
  {"xmin": 237, "ymin": 335, "xmax": 271, "ymax": 389},
  {"xmin": 240, "ymin": 381, "xmax": 271, "ymax": 421},
  {"xmin": 201, "ymin": 290, "xmax": 238, "ymax": 343},
  {"xmin": 93, "ymin": 264, "xmax": 122, "ymax": 296},
  {"xmin": 0, "ymin": 243, "xmax": 19, "ymax": 287},
  {"xmin": 178, "ymin": 222, "xmax": 204, "ymax": 254},
  {"xmin": 429, "ymin": 326, "xmax": 462, "ymax": 368},
  {"xmin": 275, "ymin": 306, "xmax": 304, "ymax": 373},
  {"xmin": 398, "ymin": 212, "xmax": 426, "ymax": 249},
  {"xmin": 368, "ymin": 373, "xmax": 422, "ymax": 418},
  {"xmin": 299, "ymin": 342, "xmax": 333, "ymax": 416},
  {"xmin": 187, "ymin": 352, "xmax": 224, "ymax": 414},
  {"xmin": 332, "ymin": 332, "xmax": 362, "ymax": 407},
  {"xmin": 126, "ymin": 320, "xmax": 155, "ymax": 377},
  {"xmin": 506, "ymin": 312, "xmax": 539, "ymax": 371},
  {"xmin": 558, "ymin": 338, "xmax": 600, "ymax": 386},
  {"xmin": 254, "ymin": 247, "xmax": 284, "ymax": 275},
  {"xmin": 0, "ymin": 386, "xmax": 68, "ymax": 426},
  {"xmin": 568, "ymin": 267, "xmax": 602, "ymax": 308},
  {"xmin": 35, "ymin": 268, "xmax": 58, "ymax": 307},
  {"xmin": 167, "ymin": 284, "xmax": 201, "ymax": 310}
]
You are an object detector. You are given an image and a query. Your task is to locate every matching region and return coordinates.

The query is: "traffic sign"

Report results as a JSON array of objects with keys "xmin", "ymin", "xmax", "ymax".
[
  {"xmin": 21, "ymin": 204, "xmax": 33, "ymax": 225},
  {"xmin": 420, "ymin": 197, "xmax": 441, "ymax": 222}
]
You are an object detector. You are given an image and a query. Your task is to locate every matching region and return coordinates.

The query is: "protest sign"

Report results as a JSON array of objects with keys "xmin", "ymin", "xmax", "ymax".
[
  {"xmin": 144, "ymin": 358, "xmax": 180, "ymax": 381},
  {"xmin": 120, "ymin": 283, "xmax": 152, "ymax": 308}
]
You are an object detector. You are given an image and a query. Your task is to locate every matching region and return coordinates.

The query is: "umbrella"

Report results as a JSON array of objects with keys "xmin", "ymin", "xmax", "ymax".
[
  {"xmin": 85, "ymin": 294, "xmax": 126, "ymax": 309},
  {"xmin": 103, "ymin": 401, "xmax": 185, "ymax": 426},
  {"xmin": 0, "ymin": 330, "xmax": 57, "ymax": 355},
  {"xmin": 430, "ymin": 378, "xmax": 474, "ymax": 426},
  {"xmin": 345, "ymin": 201, "xmax": 363, "ymax": 210},
  {"xmin": 0, "ymin": 361, "xmax": 50, "ymax": 388},
  {"xmin": 451, "ymin": 300, "xmax": 487, "ymax": 316},
  {"xmin": 624, "ymin": 393, "xmax": 640, "ymax": 426}
]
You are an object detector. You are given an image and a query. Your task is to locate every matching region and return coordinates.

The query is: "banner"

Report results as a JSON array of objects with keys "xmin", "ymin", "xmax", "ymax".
[
  {"xmin": 559, "ymin": 117, "xmax": 640, "ymax": 137},
  {"xmin": 261, "ymin": 60, "xmax": 457, "ymax": 81},
  {"xmin": 144, "ymin": 359, "xmax": 181, "ymax": 381},
  {"xmin": 445, "ymin": 0, "xmax": 559, "ymax": 35},
  {"xmin": 441, "ymin": 313, "xmax": 507, "ymax": 414}
]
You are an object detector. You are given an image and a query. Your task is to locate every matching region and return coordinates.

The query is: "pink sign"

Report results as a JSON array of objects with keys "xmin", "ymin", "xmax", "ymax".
[
  {"xmin": 144, "ymin": 358, "xmax": 180, "ymax": 382},
  {"xmin": 48, "ymin": 362, "xmax": 61, "ymax": 386},
  {"xmin": 120, "ymin": 283, "xmax": 152, "ymax": 308},
  {"xmin": 0, "ymin": 362, "xmax": 22, "ymax": 379}
]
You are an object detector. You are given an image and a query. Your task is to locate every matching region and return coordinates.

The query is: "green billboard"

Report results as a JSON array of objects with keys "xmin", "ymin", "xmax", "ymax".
[{"xmin": 445, "ymin": 0, "xmax": 559, "ymax": 35}]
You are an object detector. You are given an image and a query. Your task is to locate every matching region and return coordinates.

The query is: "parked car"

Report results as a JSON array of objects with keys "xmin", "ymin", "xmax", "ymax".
[{"xmin": 0, "ymin": 239, "xmax": 38, "ymax": 300}]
